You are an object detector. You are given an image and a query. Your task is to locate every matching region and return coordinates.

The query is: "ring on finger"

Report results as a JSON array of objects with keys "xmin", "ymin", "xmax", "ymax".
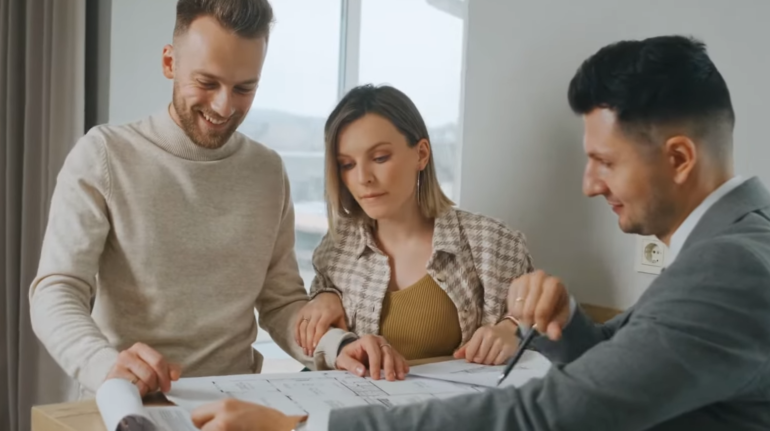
[
  {"xmin": 130, "ymin": 375, "xmax": 139, "ymax": 385},
  {"xmin": 515, "ymin": 297, "xmax": 524, "ymax": 302}
]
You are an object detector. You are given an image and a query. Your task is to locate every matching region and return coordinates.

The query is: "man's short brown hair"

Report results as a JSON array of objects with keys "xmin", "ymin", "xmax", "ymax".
[{"xmin": 174, "ymin": 0, "xmax": 274, "ymax": 39}]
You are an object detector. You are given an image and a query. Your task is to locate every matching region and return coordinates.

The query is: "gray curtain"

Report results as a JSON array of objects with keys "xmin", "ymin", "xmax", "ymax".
[{"xmin": 1, "ymin": 1, "xmax": 86, "ymax": 430}]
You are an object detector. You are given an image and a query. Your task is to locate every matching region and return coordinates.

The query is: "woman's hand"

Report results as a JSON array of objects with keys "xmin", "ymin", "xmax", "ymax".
[
  {"xmin": 453, "ymin": 320, "xmax": 519, "ymax": 365},
  {"xmin": 294, "ymin": 292, "xmax": 349, "ymax": 356},
  {"xmin": 335, "ymin": 334, "xmax": 409, "ymax": 381}
]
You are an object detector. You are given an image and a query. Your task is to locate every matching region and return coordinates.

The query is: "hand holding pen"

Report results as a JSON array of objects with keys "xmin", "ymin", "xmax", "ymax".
[{"xmin": 498, "ymin": 270, "xmax": 573, "ymax": 385}]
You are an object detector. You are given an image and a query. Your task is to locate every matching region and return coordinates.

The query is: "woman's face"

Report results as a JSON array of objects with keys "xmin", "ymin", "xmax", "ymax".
[{"xmin": 336, "ymin": 113, "xmax": 428, "ymax": 221}]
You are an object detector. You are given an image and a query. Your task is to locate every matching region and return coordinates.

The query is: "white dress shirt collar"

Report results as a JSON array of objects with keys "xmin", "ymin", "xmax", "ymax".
[{"xmin": 667, "ymin": 175, "xmax": 746, "ymax": 265}]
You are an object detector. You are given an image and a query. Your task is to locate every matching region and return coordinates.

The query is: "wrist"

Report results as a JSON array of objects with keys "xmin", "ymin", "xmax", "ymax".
[
  {"xmin": 312, "ymin": 289, "xmax": 342, "ymax": 302},
  {"xmin": 496, "ymin": 315, "xmax": 519, "ymax": 332},
  {"xmin": 336, "ymin": 335, "xmax": 358, "ymax": 358}
]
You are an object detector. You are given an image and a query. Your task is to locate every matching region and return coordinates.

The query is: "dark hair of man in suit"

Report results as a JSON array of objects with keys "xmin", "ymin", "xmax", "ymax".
[{"xmin": 567, "ymin": 35, "xmax": 736, "ymax": 243}]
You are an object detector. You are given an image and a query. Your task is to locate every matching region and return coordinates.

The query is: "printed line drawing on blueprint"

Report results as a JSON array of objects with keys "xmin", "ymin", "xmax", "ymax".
[{"xmin": 166, "ymin": 370, "xmax": 485, "ymax": 416}]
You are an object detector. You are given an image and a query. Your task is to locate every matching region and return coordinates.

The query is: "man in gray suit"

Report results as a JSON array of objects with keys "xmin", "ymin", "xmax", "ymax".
[{"xmin": 189, "ymin": 36, "xmax": 770, "ymax": 431}]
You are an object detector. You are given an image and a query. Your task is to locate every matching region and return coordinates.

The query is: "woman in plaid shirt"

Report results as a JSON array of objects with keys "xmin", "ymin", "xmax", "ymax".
[{"xmin": 294, "ymin": 84, "xmax": 535, "ymax": 380}]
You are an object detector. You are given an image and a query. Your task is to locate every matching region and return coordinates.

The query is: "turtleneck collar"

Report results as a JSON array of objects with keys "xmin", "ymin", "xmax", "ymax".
[{"xmin": 143, "ymin": 105, "xmax": 244, "ymax": 162}]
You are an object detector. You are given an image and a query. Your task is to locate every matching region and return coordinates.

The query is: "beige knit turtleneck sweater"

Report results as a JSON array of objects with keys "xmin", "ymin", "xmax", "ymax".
[{"xmin": 29, "ymin": 108, "xmax": 349, "ymax": 395}]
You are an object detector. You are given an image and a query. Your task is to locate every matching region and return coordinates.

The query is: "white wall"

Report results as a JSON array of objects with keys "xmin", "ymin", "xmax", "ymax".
[
  {"xmin": 109, "ymin": 0, "xmax": 175, "ymax": 124},
  {"xmin": 460, "ymin": 0, "xmax": 770, "ymax": 309}
]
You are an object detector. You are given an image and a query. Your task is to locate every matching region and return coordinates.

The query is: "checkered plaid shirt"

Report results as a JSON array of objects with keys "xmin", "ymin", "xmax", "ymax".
[{"xmin": 309, "ymin": 208, "xmax": 534, "ymax": 345}]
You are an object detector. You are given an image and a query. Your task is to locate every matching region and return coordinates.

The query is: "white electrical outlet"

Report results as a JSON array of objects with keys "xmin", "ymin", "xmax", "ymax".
[{"xmin": 635, "ymin": 236, "xmax": 667, "ymax": 275}]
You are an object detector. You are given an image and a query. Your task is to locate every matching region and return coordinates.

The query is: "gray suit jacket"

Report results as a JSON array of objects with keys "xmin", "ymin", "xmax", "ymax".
[{"xmin": 328, "ymin": 177, "xmax": 770, "ymax": 431}]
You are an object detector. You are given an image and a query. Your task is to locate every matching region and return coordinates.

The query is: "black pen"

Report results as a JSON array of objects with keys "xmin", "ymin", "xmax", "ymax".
[{"xmin": 497, "ymin": 323, "xmax": 538, "ymax": 387}]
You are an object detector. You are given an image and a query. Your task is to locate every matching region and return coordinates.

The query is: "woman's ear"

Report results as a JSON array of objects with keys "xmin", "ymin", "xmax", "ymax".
[{"xmin": 416, "ymin": 138, "xmax": 431, "ymax": 170}]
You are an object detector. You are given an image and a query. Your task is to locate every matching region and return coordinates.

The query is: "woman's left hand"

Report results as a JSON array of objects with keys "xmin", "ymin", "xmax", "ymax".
[
  {"xmin": 295, "ymin": 292, "xmax": 349, "ymax": 356},
  {"xmin": 453, "ymin": 320, "xmax": 519, "ymax": 365}
]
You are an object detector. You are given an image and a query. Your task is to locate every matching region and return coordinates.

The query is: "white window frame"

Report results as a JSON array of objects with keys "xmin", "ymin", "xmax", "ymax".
[{"xmin": 338, "ymin": 0, "xmax": 362, "ymax": 98}]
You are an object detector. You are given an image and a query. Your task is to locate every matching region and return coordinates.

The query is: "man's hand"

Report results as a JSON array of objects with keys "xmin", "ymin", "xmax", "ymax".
[
  {"xmin": 508, "ymin": 270, "xmax": 572, "ymax": 341},
  {"xmin": 104, "ymin": 342, "xmax": 181, "ymax": 396},
  {"xmin": 191, "ymin": 399, "xmax": 305, "ymax": 431},
  {"xmin": 294, "ymin": 292, "xmax": 349, "ymax": 356},
  {"xmin": 453, "ymin": 321, "xmax": 519, "ymax": 365},
  {"xmin": 335, "ymin": 334, "xmax": 409, "ymax": 381}
]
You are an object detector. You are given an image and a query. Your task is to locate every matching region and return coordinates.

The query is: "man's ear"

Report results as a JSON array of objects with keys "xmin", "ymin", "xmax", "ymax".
[
  {"xmin": 664, "ymin": 135, "xmax": 697, "ymax": 185},
  {"xmin": 162, "ymin": 44, "xmax": 175, "ymax": 80}
]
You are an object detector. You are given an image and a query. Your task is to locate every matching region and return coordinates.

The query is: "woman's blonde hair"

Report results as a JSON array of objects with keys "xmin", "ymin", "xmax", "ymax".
[{"xmin": 324, "ymin": 84, "xmax": 454, "ymax": 234}]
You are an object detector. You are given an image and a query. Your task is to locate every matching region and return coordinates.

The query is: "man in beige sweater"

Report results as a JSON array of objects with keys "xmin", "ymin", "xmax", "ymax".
[{"xmin": 29, "ymin": 0, "xmax": 399, "ymax": 398}]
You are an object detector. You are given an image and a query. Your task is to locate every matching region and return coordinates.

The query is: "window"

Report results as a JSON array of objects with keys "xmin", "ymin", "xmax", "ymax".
[
  {"xmin": 239, "ymin": 0, "xmax": 466, "ymax": 289},
  {"xmin": 358, "ymin": 0, "xmax": 465, "ymax": 199},
  {"xmin": 238, "ymin": 0, "xmax": 341, "ymax": 287}
]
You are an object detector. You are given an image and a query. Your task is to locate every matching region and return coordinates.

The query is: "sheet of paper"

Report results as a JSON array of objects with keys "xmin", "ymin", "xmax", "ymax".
[
  {"xmin": 409, "ymin": 350, "xmax": 551, "ymax": 376},
  {"xmin": 96, "ymin": 379, "xmax": 155, "ymax": 431},
  {"xmin": 168, "ymin": 371, "xmax": 357, "ymax": 415},
  {"xmin": 157, "ymin": 380, "xmax": 228, "ymax": 411},
  {"xmin": 411, "ymin": 368, "xmax": 547, "ymax": 388},
  {"xmin": 289, "ymin": 395, "xmax": 372, "ymax": 411},
  {"xmin": 409, "ymin": 360, "xmax": 504, "ymax": 375},
  {"xmin": 166, "ymin": 369, "xmax": 486, "ymax": 418},
  {"xmin": 408, "ymin": 351, "xmax": 551, "ymax": 388},
  {"xmin": 97, "ymin": 354, "xmax": 553, "ymax": 430},
  {"xmin": 368, "ymin": 376, "xmax": 479, "ymax": 396}
]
